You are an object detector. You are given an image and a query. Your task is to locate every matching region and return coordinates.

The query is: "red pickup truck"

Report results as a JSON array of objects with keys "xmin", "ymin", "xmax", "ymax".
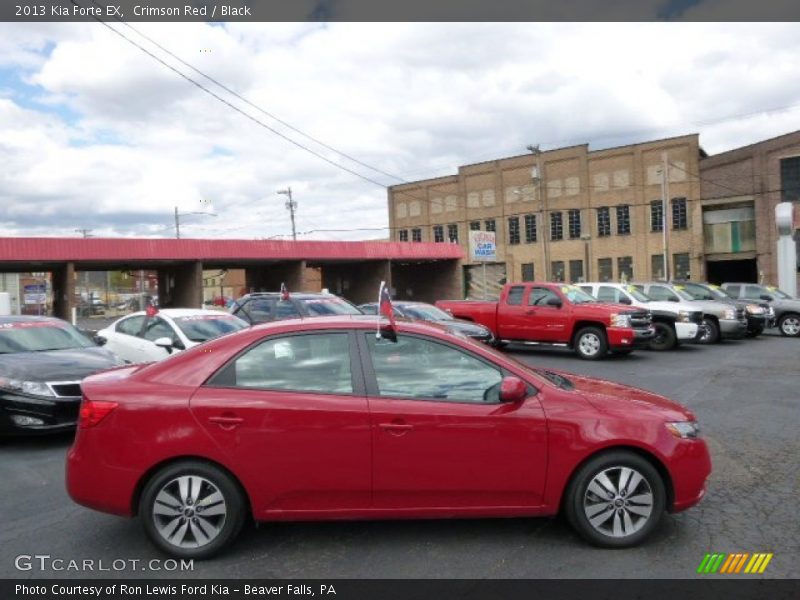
[{"xmin": 436, "ymin": 282, "xmax": 654, "ymax": 360}]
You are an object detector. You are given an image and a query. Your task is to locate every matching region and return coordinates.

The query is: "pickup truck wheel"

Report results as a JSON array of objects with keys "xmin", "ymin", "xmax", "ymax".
[
  {"xmin": 575, "ymin": 327, "xmax": 608, "ymax": 360},
  {"xmin": 564, "ymin": 450, "xmax": 665, "ymax": 548},
  {"xmin": 698, "ymin": 317, "xmax": 720, "ymax": 344},
  {"xmin": 648, "ymin": 322, "xmax": 676, "ymax": 351},
  {"xmin": 778, "ymin": 314, "xmax": 800, "ymax": 337}
]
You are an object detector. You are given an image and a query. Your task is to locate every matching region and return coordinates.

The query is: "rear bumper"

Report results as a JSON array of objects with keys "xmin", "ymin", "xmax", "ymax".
[
  {"xmin": 720, "ymin": 319, "xmax": 748, "ymax": 339},
  {"xmin": 675, "ymin": 322, "xmax": 699, "ymax": 341},
  {"xmin": 607, "ymin": 326, "xmax": 655, "ymax": 350},
  {"xmin": 0, "ymin": 391, "xmax": 79, "ymax": 435}
]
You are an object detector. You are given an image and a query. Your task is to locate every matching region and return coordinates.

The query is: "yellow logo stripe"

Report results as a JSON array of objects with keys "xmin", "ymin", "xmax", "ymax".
[{"xmin": 758, "ymin": 554, "xmax": 773, "ymax": 574}]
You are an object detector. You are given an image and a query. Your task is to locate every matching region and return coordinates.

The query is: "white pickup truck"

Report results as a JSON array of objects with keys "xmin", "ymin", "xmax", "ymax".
[{"xmin": 579, "ymin": 282, "xmax": 702, "ymax": 351}]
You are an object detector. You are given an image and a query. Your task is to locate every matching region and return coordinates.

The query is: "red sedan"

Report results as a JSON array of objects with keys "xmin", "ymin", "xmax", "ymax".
[{"xmin": 67, "ymin": 316, "xmax": 711, "ymax": 558}]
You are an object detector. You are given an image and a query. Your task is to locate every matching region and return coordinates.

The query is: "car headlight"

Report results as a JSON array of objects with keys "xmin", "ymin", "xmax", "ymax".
[
  {"xmin": 610, "ymin": 313, "xmax": 632, "ymax": 328},
  {"xmin": 0, "ymin": 377, "xmax": 55, "ymax": 397},
  {"xmin": 745, "ymin": 304, "xmax": 765, "ymax": 315},
  {"xmin": 676, "ymin": 310, "xmax": 690, "ymax": 322},
  {"xmin": 723, "ymin": 308, "xmax": 736, "ymax": 320},
  {"xmin": 666, "ymin": 421, "xmax": 700, "ymax": 439}
]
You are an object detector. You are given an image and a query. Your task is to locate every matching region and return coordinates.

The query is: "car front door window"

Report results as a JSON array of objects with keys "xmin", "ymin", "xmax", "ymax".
[{"xmin": 365, "ymin": 334, "xmax": 502, "ymax": 404}]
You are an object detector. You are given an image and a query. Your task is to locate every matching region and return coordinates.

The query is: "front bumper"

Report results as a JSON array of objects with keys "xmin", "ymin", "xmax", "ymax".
[
  {"xmin": 675, "ymin": 322, "xmax": 700, "ymax": 341},
  {"xmin": 745, "ymin": 314, "xmax": 768, "ymax": 332},
  {"xmin": 669, "ymin": 438, "xmax": 713, "ymax": 513},
  {"xmin": 607, "ymin": 326, "xmax": 655, "ymax": 350},
  {"xmin": 720, "ymin": 319, "xmax": 748, "ymax": 340},
  {"xmin": 0, "ymin": 391, "xmax": 80, "ymax": 435}
]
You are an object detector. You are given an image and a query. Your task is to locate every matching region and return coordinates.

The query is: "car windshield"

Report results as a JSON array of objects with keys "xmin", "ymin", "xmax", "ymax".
[
  {"xmin": 401, "ymin": 305, "xmax": 453, "ymax": 321},
  {"xmin": 669, "ymin": 285, "xmax": 697, "ymax": 301},
  {"xmin": 765, "ymin": 286, "xmax": 793, "ymax": 299},
  {"xmin": 560, "ymin": 285, "xmax": 596, "ymax": 304},
  {"xmin": 623, "ymin": 286, "xmax": 652, "ymax": 302},
  {"xmin": 679, "ymin": 282, "xmax": 726, "ymax": 301},
  {"xmin": 0, "ymin": 321, "xmax": 95, "ymax": 353},
  {"xmin": 298, "ymin": 296, "xmax": 363, "ymax": 316},
  {"xmin": 173, "ymin": 314, "xmax": 249, "ymax": 343}
]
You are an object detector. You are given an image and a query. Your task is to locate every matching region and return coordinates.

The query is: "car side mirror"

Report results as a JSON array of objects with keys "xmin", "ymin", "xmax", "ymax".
[
  {"xmin": 154, "ymin": 337, "xmax": 175, "ymax": 353},
  {"xmin": 499, "ymin": 376, "xmax": 528, "ymax": 403},
  {"xmin": 546, "ymin": 297, "xmax": 563, "ymax": 308},
  {"xmin": 93, "ymin": 335, "xmax": 107, "ymax": 346},
  {"xmin": 760, "ymin": 294, "xmax": 773, "ymax": 302}
]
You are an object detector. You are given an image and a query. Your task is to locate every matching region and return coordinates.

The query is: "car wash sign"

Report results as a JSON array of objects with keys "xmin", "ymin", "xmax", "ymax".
[{"xmin": 469, "ymin": 230, "xmax": 496, "ymax": 262}]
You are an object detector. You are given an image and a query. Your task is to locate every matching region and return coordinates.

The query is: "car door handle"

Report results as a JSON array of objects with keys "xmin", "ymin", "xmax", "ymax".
[
  {"xmin": 378, "ymin": 422, "xmax": 413, "ymax": 433},
  {"xmin": 525, "ymin": 309, "xmax": 536, "ymax": 315},
  {"xmin": 208, "ymin": 415, "xmax": 244, "ymax": 428}
]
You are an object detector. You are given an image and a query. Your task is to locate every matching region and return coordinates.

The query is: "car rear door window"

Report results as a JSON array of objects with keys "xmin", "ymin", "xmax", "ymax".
[
  {"xmin": 725, "ymin": 285, "xmax": 741, "ymax": 297},
  {"xmin": 744, "ymin": 285, "xmax": 764, "ymax": 299},
  {"xmin": 238, "ymin": 298, "xmax": 274, "ymax": 322},
  {"xmin": 506, "ymin": 286, "xmax": 525, "ymax": 305},
  {"xmin": 364, "ymin": 334, "xmax": 502, "ymax": 404},
  {"xmin": 142, "ymin": 317, "xmax": 177, "ymax": 342},
  {"xmin": 275, "ymin": 300, "xmax": 301, "ymax": 319},
  {"xmin": 213, "ymin": 333, "xmax": 353, "ymax": 395}
]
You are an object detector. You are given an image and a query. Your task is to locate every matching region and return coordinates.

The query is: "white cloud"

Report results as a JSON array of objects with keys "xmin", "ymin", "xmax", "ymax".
[{"xmin": 1, "ymin": 22, "xmax": 799, "ymax": 240}]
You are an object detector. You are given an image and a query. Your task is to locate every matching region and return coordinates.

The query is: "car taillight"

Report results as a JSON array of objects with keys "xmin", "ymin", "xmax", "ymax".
[{"xmin": 78, "ymin": 398, "xmax": 118, "ymax": 429}]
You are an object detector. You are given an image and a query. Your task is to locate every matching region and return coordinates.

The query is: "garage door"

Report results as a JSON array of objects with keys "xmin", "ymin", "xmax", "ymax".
[{"xmin": 464, "ymin": 263, "xmax": 506, "ymax": 300}]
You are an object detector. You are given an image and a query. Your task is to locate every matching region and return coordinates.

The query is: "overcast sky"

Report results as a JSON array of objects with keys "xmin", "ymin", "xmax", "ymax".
[{"xmin": 1, "ymin": 22, "xmax": 799, "ymax": 241}]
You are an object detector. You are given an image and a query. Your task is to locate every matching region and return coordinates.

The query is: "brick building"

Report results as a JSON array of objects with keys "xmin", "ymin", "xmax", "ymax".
[
  {"xmin": 698, "ymin": 130, "xmax": 800, "ymax": 286},
  {"xmin": 388, "ymin": 134, "xmax": 706, "ymax": 297}
]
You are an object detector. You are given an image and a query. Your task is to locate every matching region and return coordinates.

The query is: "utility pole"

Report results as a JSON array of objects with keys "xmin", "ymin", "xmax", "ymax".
[
  {"xmin": 660, "ymin": 152, "xmax": 671, "ymax": 281},
  {"xmin": 174, "ymin": 205, "xmax": 217, "ymax": 239},
  {"xmin": 75, "ymin": 228, "xmax": 93, "ymax": 238},
  {"xmin": 174, "ymin": 206, "xmax": 181, "ymax": 239},
  {"xmin": 277, "ymin": 187, "xmax": 297, "ymax": 241},
  {"xmin": 528, "ymin": 145, "xmax": 549, "ymax": 280}
]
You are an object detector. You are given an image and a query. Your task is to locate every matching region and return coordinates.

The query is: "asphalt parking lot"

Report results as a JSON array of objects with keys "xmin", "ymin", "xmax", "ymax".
[{"xmin": 1, "ymin": 332, "xmax": 798, "ymax": 579}]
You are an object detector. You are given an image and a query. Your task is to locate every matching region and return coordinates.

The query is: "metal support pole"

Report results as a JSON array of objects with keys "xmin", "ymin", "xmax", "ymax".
[
  {"xmin": 661, "ymin": 152, "xmax": 671, "ymax": 280},
  {"xmin": 174, "ymin": 206, "xmax": 181, "ymax": 239}
]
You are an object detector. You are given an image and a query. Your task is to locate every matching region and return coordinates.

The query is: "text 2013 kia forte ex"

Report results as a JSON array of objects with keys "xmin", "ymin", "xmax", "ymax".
[{"xmin": 67, "ymin": 316, "xmax": 711, "ymax": 558}]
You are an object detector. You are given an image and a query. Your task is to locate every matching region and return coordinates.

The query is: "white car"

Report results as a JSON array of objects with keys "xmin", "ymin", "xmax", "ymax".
[
  {"xmin": 579, "ymin": 282, "xmax": 702, "ymax": 351},
  {"xmin": 96, "ymin": 309, "xmax": 249, "ymax": 364}
]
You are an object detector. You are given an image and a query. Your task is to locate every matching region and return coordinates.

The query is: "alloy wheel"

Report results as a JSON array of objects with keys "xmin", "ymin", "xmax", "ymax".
[
  {"xmin": 152, "ymin": 475, "xmax": 227, "ymax": 549},
  {"xmin": 583, "ymin": 466, "xmax": 654, "ymax": 539},
  {"xmin": 579, "ymin": 333, "xmax": 601, "ymax": 357},
  {"xmin": 781, "ymin": 316, "xmax": 800, "ymax": 336}
]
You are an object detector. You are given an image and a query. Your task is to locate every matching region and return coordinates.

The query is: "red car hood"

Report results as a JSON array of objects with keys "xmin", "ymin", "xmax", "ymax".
[{"xmin": 545, "ymin": 369, "xmax": 694, "ymax": 421}]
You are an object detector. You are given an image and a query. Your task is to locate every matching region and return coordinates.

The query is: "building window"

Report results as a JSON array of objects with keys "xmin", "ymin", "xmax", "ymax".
[
  {"xmin": 411, "ymin": 228, "xmax": 422, "ymax": 242},
  {"xmin": 508, "ymin": 217, "xmax": 520, "ymax": 245},
  {"xmin": 673, "ymin": 253, "xmax": 690, "ymax": 280},
  {"xmin": 569, "ymin": 260, "xmax": 584, "ymax": 283},
  {"xmin": 551, "ymin": 261, "xmax": 565, "ymax": 282},
  {"xmin": 469, "ymin": 221, "xmax": 481, "ymax": 231},
  {"xmin": 780, "ymin": 156, "xmax": 800, "ymax": 203},
  {"xmin": 568, "ymin": 209, "xmax": 582, "ymax": 239},
  {"xmin": 550, "ymin": 212, "xmax": 563, "ymax": 241},
  {"xmin": 521, "ymin": 263, "xmax": 535, "ymax": 282},
  {"xmin": 485, "ymin": 219, "xmax": 496, "ymax": 232},
  {"xmin": 524, "ymin": 214, "xmax": 537, "ymax": 243},
  {"xmin": 651, "ymin": 254, "xmax": 666, "ymax": 280},
  {"xmin": 398, "ymin": 229, "xmax": 408, "ymax": 242},
  {"xmin": 650, "ymin": 200, "xmax": 664, "ymax": 232},
  {"xmin": 597, "ymin": 207, "xmax": 611, "ymax": 237},
  {"xmin": 447, "ymin": 223, "xmax": 459, "ymax": 243},
  {"xmin": 616, "ymin": 205, "xmax": 631, "ymax": 235},
  {"xmin": 433, "ymin": 225, "xmax": 444, "ymax": 243},
  {"xmin": 671, "ymin": 197, "xmax": 688, "ymax": 230},
  {"xmin": 617, "ymin": 256, "xmax": 633, "ymax": 281},
  {"xmin": 598, "ymin": 258, "xmax": 613, "ymax": 282}
]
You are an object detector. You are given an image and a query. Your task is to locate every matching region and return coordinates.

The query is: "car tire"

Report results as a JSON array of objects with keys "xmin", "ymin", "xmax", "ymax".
[
  {"xmin": 140, "ymin": 460, "xmax": 246, "ymax": 559},
  {"xmin": 564, "ymin": 450, "xmax": 666, "ymax": 548},
  {"xmin": 574, "ymin": 327, "xmax": 608, "ymax": 360},
  {"xmin": 697, "ymin": 317, "xmax": 720, "ymax": 344},
  {"xmin": 648, "ymin": 322, "xmax": 677, "ymax": 351},
  {"xmin": 778, "ymin": 313, "xmax": 800, "ymax": 337}
]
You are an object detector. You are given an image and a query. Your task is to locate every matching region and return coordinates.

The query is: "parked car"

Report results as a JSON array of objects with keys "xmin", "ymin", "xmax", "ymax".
[
  {"xmin": 96, "ymin": 309, "xmax": 249, "ymax": 364},
  {"xmin": 66, "ymin": 315, "xmax": 711, "ymax": 557},
  {"xmin": 230, "ymin": 292, "xmax": 363, "ymax": 324},
  {"xmin": 673, "ymin": 281, "xmax": 772, "ymax": 338},
  {"xmin": 436, "ymin": 282, "xmax": 654, "ymax": 360},
  {"xmin": 359, "ymin": 301, "xmax": 495, "ymax": 344},
  {"xmin": 631, "ymin": 282, "xmax": 747, "ymax": 345},
  {"xmin": 0, "ymin": 316, "xmax": 122, "ymax": 434},
  {"xmin": 721, "ymin": 283, "xmax": 800, "ymax": 337},
  {"xmin": 579, "ymin": 282, "xmax": 702, "ymax": 351}
]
